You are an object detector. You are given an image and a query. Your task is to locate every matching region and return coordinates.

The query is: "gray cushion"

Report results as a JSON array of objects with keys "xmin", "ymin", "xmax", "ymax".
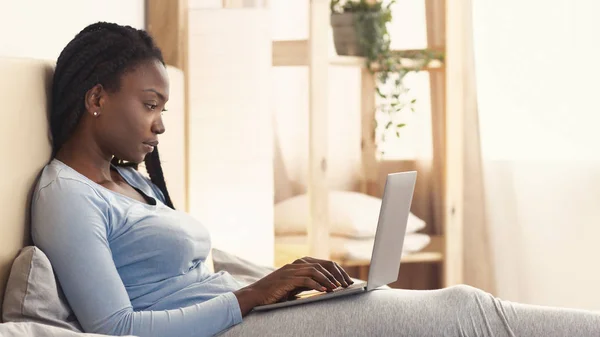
[
  {"xmin": 211, "ymin": 248, "xmax": 370, "ymax": 287},
  {"xmin": 211, "ymin": 248, "xmax": 275, "ymax": 286},
  {"xmin": 2, "ymin": 246, "xmax": 82, "ymax": 332}
]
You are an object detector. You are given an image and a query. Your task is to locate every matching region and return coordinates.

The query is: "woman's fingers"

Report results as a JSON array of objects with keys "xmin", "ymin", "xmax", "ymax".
[
  {"xmin": 332, "ymin": 261, "xmax": 354, "ymax": 286},
  {"xmin": 293, "ymin": 257, "xmax": 352, "ymax": 287},
  {"xmin": 292, "ymin": 277, "xmax": 329, "ymax": 293},
  {"xmin": 287, "ymin": 259, "xmax": 339, "ymax": 287},
  {"xmin": 292, "ymin": 266, "xmax": 337, "ymax": 291},
  {"xmin": 323, "ymin": 261, "xmax": 348, "ymax": 287},
  {"xmin": 306, "ymin": 257, "xmax": 350, "ymax": 287},
  {"xmin": 308, "ymin": 263, "xmax": 341, "ymax": 288}
]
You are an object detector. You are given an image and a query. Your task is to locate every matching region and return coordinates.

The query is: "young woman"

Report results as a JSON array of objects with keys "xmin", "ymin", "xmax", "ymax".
[{"xmin": 31, "ymin": 22, "xmax": 600, "ymax": 337}]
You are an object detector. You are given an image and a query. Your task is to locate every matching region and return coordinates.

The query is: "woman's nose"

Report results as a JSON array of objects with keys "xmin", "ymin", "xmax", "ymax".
[{"xmin": 152, "ymin": 116, "xmax": 166, "ymax": 135}]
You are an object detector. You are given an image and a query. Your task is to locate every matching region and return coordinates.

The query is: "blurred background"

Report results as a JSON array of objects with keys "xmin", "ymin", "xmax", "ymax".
[{"xmin": 2, "ymin": 0, "xmax": 600, "ymax": 311}]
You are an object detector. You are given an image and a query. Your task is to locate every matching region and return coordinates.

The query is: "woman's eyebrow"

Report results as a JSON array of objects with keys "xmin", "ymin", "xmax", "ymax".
[{"xmin": 142, "ymin": 88, "xmax": 166, "ymax": 101}]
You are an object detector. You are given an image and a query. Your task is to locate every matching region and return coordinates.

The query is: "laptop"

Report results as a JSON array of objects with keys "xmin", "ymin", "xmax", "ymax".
[{"xmin": 253, "ymin": 171, "xmax": 417, "ymax": 312}]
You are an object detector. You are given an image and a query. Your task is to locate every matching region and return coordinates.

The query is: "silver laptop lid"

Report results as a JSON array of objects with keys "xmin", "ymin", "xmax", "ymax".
[{"xmin": 366, "ymin": 171, "xmax": 417, "ymax": 290}]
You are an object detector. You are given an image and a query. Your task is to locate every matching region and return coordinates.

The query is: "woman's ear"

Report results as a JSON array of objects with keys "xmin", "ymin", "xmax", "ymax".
[{"xmin": 84, "ymin": 84, "xmax": 105, "ymax": 117}]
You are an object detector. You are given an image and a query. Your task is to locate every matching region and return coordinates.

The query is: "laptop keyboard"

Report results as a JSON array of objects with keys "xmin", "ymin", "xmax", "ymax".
[
  {"xmin": 344, "ymin": 281, "xmax": 366, "ymax": 290},
  {"xmin": 295, "ymin": 281, "xmax": 366, "ymax": 299}
]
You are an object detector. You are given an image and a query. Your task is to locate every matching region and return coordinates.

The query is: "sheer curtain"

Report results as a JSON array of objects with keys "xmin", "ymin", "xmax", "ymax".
[{"xmin": 472, "ymin": 0, "xmax": 600, "ymax": 310}]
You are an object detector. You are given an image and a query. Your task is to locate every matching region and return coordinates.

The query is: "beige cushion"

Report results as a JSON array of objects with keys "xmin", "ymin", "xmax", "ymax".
[
  {"xmin": 274, "ymin": 190, "xmax": 427, "ymax": 238},
  {"xmin": 2, "ymin": 246, "xmax": 81, "ymax": 331}
]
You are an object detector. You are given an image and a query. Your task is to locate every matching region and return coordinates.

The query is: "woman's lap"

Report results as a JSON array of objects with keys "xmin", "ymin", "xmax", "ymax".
[{"xmin": 218, "ymin": 285, "xmax": 600, "ymax": 337}]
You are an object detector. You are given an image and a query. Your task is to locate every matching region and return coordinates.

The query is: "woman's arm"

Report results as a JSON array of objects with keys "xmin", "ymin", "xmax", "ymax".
[{"xmin": 32, "ymin": 178, "xmax": 241, "ymax": 337}]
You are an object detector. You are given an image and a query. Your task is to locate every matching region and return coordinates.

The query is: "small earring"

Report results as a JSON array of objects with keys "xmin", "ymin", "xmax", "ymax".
[{"xmin": 93, "ymin": 112, "xmax": 98, "ymax": 116}]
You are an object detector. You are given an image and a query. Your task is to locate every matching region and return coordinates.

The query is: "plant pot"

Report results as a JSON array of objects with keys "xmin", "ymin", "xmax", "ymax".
[{"xmin": 330, "ymin": 12, "xmax": 365, "ymax": 57}]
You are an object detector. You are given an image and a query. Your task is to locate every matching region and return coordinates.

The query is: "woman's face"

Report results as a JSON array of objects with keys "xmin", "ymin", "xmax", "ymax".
[{"xmin": 91, "ymin": 59, "xmax": 170, "ymax": 164}]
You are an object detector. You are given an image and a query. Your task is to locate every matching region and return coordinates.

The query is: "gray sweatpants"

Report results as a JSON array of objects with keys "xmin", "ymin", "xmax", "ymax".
[{"xmin": 218, "ymin": 285, "xmax": 600, "ymax": 337}]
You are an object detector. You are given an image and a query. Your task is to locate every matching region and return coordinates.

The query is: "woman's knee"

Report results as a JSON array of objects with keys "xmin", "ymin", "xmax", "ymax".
[{"xmin": 443, "ymin": 284, "xmax": 489, "ymax": 306}]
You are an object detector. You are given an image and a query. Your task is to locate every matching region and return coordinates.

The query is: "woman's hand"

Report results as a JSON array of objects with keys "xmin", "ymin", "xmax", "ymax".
[
  {"xmin": 233, "ymin": 257, "xmax": 354, "ymax": 316},
  {"xmin": 291, "ymin": 256, "xmax": 354, "ymax": 288}
]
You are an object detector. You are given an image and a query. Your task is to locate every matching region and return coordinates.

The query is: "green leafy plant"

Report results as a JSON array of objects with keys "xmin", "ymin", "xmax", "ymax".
[{"xmin": 330, "ymin": 0, "xmax": 444, "ymax": 150}]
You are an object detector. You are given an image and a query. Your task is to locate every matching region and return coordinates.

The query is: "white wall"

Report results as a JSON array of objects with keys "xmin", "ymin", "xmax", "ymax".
[
  {"xmin": 187, "ymin": 8, "xmax": 274, "ymax": 266},
  {"xmin": 484, "ymin": 161, "xmax": 600, "ymax": 310},
  {"xmin": 473, "ymin": 0, "xmax": 600, "ymax": 310},
  {"xmin": 0, "ymin": 0, "xmax": 144, "ymax": 60}
]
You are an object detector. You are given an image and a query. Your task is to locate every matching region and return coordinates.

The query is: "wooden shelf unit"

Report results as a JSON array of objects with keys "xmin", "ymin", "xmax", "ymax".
[
  {"xmin": 147, "ymin": 0, "xmax": 462, "ymax": 288},
  {"xmin": 271, "ymin": 0, "xmax": 460, "ymax": 289}
]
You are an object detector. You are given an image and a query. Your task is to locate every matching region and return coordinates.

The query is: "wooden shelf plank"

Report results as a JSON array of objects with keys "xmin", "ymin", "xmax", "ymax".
[
  {"xmin": 273, "ymin": 40, "xmax": 443, "ymax": 70},
  {"xmin": 272, "ymin": 40, "xmax": 308, "ymax": 66},
  {"xmin": 274, "ymin": 235, "xmax": 444, "ymax": 268}
]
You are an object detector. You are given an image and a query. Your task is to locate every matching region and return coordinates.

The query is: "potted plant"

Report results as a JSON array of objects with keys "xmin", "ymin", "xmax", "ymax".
[
  {"xmin": 330, "ymin": 0, "xmax": 392, "ymax": 58},
  {"xmin": 330, "ymin": 0, "xmax": 443, "ymax": 150}
]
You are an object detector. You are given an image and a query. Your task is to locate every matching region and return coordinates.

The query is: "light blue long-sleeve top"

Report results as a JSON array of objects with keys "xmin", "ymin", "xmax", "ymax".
[{"xmin": 31, "ymin": 159, "xmax": 244, "ymax": 337}]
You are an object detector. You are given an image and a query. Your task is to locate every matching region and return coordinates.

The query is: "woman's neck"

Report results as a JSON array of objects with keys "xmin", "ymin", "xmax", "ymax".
[{"xmin": 55, "ymin": 136, "xmax": 114, "ymax": 184}]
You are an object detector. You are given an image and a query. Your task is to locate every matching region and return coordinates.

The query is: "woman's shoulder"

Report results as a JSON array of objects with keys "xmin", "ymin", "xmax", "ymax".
[
  {"xmin": 33, "ymin": 159, "xmax": 109, "ymax": 207},
  {"xmin": 31, "ymin": 161, "xmax": 113, "ymax": 256}
]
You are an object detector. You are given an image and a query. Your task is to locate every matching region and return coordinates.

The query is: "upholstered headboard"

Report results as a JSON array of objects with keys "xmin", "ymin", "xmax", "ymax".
[{"xmin": 0, "ymin": 57, "xmax": 186, "ymax": 310}]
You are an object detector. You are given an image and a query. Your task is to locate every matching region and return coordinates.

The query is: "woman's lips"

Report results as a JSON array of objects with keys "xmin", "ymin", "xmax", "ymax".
[
  {"xmin": 143, "ymin": 143, "xmax": 154, "ymax": 152},
  {"xmin": 142, "ymin": 141, "xmax": 158, "ymax": 152}
]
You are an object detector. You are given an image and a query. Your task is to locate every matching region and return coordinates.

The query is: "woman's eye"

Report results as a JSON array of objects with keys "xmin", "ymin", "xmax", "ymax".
[{"xmin": 145, "ymin": 103, "xmax": 158, "ymax": 111}]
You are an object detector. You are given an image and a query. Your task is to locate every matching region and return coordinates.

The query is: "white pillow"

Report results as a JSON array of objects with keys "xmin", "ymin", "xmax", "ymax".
[{"xmin": 274, "ymin": 190, "xmax": 426, "ymax": 238}]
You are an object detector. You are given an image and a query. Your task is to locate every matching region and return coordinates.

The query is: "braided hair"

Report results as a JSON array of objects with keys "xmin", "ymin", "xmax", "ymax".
[{"xmin": 50, "ymin": 21, "xmax": 175, "ymax": 209}]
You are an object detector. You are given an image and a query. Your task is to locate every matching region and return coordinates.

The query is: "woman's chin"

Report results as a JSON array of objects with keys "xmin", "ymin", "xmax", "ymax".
[
  {"xmin": 131, "ymin": 150, "xmax": 151, "ymax": 163},
  {"xmin": 115, "ymin": 153, "xmax": 146, "ymax": 165},
  {"xmin": 136, "ymin": 154, "xmax": 149, "ymax": 164}
]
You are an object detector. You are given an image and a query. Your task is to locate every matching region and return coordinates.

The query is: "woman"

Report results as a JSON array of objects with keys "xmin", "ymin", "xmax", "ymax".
[{"xmin": 31, "ymin": 22, "xmax": 599, "ymax": 337}]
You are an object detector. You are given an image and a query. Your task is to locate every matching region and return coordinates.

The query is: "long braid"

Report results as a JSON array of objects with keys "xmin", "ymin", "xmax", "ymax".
[
  {"xmin": 144, "ymin": 148, "xmax": 174, "ymax": 209},
  {"xmin": 51, "ymin": 21, "xmax": 175, "ymax": 209}
]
